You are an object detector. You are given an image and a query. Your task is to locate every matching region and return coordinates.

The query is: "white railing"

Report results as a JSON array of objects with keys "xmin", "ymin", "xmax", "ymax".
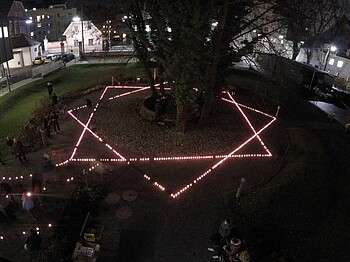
[{"xmin": 32, "ymin": 60, "xmax": 64, "ymax": 78}]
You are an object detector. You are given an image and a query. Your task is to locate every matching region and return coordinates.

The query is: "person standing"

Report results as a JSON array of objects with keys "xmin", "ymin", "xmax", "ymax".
[
  {"xmin": 46, "ymin": 82, "xmax": 53, "ymax": 97},
  {"xmin": 6, "ymin": 136, "xmax": 14, "ymax": 155},
  {"xmin": 24, "ymin": 228, "xmax": 42, "ymax": 261},
  {"xmin": 50, "ymin": 111, "xmax": 60, "ymax": 134},
  {"xmin": 0, "ymin": 150, "xmax": 5, "ymax": 165},
  {"xmin": 22, "ymin": 190, "xmax": 39, "ymax": 222},
  {"xmin": 0, "ymin": 194, "xmax": 16, "ymax": 219},
  {"xmin": 43, "ymin": 115, "xmax": 51, "ymax": 138},
  {"xmin": 13, "ymin": 138, "xmax": 27, "ymax": 165},
  {"xmin": 32, "ymin": 177, "xmax": 43, "ymax": 207},
  {"xmin": 51, "ymin": 93, "xmax": 59, "ymax": 106}
]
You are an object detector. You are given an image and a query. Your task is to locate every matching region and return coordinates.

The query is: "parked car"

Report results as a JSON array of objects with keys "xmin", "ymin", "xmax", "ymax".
[
  {"xmin": 313, "ymin": 87, "xmax": 333, "ymax": 102},
  {"xmin": 61, "ymin": 53, "xmax": 75, "ymax": 62},
  {"xmin": 109, "ymin": 45, "xmax": 134, "ymax": 52},
  {"xmin": 32, "ymin": 56, "xmax": 45, "ymax": 65},
  {"xmin": 331, "ymin": 86, "xmax": 350, "ymax": 107},
  {"xmin": 46, "ymin": 53, "xmax": 61, "ymax": 62}
]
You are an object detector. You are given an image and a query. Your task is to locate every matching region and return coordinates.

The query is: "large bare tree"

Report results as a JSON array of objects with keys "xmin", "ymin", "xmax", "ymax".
[{"xmin": 120, "ymin": 0, "xmax": 282, "ymax": 132}]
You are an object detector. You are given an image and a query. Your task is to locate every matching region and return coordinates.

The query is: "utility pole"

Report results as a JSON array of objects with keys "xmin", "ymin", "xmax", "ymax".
[
  {"xmin": 5, "ymin": 61, "xmax": 11, "ymax": 92},
  {"xmin": 81, "ymin": 4, "xmax": 84, "ymax": 54}
]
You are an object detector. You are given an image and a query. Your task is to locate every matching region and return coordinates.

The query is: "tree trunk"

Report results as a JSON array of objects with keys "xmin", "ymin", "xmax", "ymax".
[
  {"xmin": 306, "ymin": 48, "xmax": 313, "ymax": 64},
  {"xmin": 292, "ymin": 40, "xmax": 300, "ymax": 60},
  {"xmin": 175, "ymin": 100, "xmax": 190, "ymax": 133},
  {"xmin": 199, "ymin": 0, "xmax": 229, "ymax": 125},
  {"xmin": 139, "ymin": 56, "xmax": 157, "ymax": 96}
]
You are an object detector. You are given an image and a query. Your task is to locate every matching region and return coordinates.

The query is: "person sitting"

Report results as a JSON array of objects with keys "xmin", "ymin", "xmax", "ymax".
[
  {"xmin": 86, "ymin": 98, "xmax": 93, "ymax": 108},
  {"xmin": 208, "ymin": 218, "xmax": 238, "ymax": 258},
  {"xmin": 41, "ymin": 156, "xmax": 54, "ymax": 172},
  {"xmin": 223, "ymin": 238, "xmax": 242, "ymax": 261}
]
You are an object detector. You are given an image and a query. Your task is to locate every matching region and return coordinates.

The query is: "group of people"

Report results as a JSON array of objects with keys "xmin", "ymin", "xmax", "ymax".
[
  {"xmin": 0, "ymin": 178, "xmax": 44, "ymax": 259},
  {"xmin": 47, "ymin": 82, "xmax": 59, "ymax": 106},
  {"xmin": 208, "ymin": 218, "xmax": 249, "ymax": 261},
  {"xmin": 42, "ymin": 111, "xmax": 61, "ymax": 138},
  {"xmin": 4, "ymin": 136, "xmax": 27, "ymax": 165},
  {"xmin": 0, "ymin": 175, "xmax": 43, "ymax": 223}
]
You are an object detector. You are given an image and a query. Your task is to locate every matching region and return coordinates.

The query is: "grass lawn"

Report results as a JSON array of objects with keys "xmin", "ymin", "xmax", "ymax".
[{"xmin": 0, "ymin": 63, "xmax": 145, "ymax": 155}]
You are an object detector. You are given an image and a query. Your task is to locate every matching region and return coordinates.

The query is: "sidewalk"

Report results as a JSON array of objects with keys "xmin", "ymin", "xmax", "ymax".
[{"xmin": 0, "ymin": 77, "xmax": 41, "ymax": 97}]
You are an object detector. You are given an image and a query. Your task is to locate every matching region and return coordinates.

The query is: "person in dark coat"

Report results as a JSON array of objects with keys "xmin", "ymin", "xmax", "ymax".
[
  {"xmin": 43, "ymin": 115, "xmax": 51, "ymax": 138},
  {"xmin": 32, "ymin": 177, "xmax": 43, "ymax": 206},
  {"xmin": 13, "ymin": 138, "xmax": 27, "ymax": 164},
  {"xmin": 47, "ymin": 82, "xmax": 53, "ymax": 97},
  {"xmin": 6, "ymin": 136, "xmax": 14, "ymax": 155},
  {"xmin": 50, "ymin": 111, "xmax": 60, "ymax": 133},
  {"xmin": 0, "ymin": 150, "xmax": 5, "ymax": 165},
  {"xmin": 86, "ymin": 98, "xmax": 93, "ymax": 108},
  {"xmin": 0, "ymin": 194, "xmax": 16, "ymax": 219},
  {"xmin": 24, "ymin": 228, "xmax": 42, "ymax": 261},
  {"xmin": 154, "ymin": 97, "xmax": 162, "ymax": 123},
  {"xmin": 51, "ymin": 93, "xmax": 58, "ymax": 106}
]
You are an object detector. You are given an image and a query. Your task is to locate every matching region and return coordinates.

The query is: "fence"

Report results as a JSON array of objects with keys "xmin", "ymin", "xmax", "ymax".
[{"xmin": 32, "ymin": 60, "xmax": 64, "ymax": 78}]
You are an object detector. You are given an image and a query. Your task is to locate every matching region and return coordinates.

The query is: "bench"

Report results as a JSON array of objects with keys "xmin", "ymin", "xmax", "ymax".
[{"xmin": 79, "ymin": 212, "xmax": 104, "ymax": 242}]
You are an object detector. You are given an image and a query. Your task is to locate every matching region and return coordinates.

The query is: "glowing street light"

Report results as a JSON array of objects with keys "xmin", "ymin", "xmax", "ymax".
[
  {"xmin": 72, "ymin": 16, "xmax": 84, "ymax": 53},
  {"xmin": 330, "ymin": 45, "xmax": 337, "ymax": 52},
  {"xmin": 72, "ymin": 16, "xmax": 81, "ymax": 22},
  {"xmin": 324, "ymin": 45, "xmax": 337, "ymax": 71}
]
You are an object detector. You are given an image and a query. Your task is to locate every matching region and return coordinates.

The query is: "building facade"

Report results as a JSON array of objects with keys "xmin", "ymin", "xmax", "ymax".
[
  {"xmin": 7, "ymin": 1, "xmax": 30, "ymax": 37},
  {"xmin": 7, "ymin": 34, "xmax": 40, "ymax": 68},
  {"xmin": 26, "ymin": 4, "xmax": 77, "ymax": 42},
  {"xmin": 63, "ymin": 21, "xmax": 102, "ymax": 53}
]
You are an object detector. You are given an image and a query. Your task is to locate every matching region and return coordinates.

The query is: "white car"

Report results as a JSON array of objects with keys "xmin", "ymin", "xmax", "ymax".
[{"xmin": 46, "ymin": 53, "xmax": 61, "ymax": 61}]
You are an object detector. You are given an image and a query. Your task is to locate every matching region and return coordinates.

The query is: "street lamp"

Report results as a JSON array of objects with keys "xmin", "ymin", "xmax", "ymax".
[
  {"xmin": 73, "ymin": 16, "xmax": 84, "ymax": 54},
  {"xmin": 324, "ymin": 45, "xmax": 337, "ymax": 71}
]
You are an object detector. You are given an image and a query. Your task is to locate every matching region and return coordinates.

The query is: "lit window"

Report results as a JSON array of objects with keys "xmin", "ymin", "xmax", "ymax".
[
  {"xmin": 329, "ymin": 58, "xmax": 335, "ymax": 65},
  {"xmin": 47, "ymin": 15, "xmax": 50, "ymax": 18},
  {"xmin": 3, "ymin": 27, "xmax": 8, "ymax": 37},
  {"xmin": 337, "ymin": 60, "xmax": 343, "ymax": 68},
  {"xmin": 37, "ymin": 16, "xmax": 41, "ymax": 22},
  {"xmin": 30, "ymin": 32, "xmax": 34, "ymax": 36},
  {"xmin": 37, "ymin": 23, "xmax": 41, "ymax": 28},
  {"xmin": 42, "ymin": 15, "xmax": 45, "ymax": 19}
]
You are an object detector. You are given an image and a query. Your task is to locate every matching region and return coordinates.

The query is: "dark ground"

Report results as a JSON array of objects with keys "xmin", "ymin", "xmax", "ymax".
[{"xmin": 0, "ymin": 82, "xmax": 348, "ymax": 261}]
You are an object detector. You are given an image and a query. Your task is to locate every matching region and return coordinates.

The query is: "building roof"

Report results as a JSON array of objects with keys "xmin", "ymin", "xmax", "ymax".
[
  {"xmin": 0, "ymin": 1, "xmax": 29, "ymax": 19},
  {"xmin": 62, "ymin": 21, "xmax": 102, "ymax": 36},
  {"xmin": 11, "ymin": 34, "xmax": 40, "ymax": 48}
]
